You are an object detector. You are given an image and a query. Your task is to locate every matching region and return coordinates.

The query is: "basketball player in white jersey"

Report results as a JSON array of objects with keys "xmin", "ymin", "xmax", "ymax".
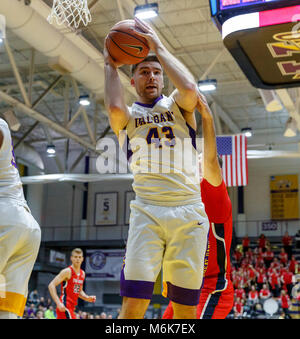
[
  {"xmin": 104, "ymin": 17, "xmax": 209, "ymax": 319},
  {"xmin": 0, "ymin": 118, "xmax": 41, "ymax": 319}
]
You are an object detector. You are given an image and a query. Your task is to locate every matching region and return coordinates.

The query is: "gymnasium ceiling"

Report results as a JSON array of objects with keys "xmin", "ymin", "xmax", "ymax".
[{"xmin": 0, "ymin": 0, "xmax": 300, "ymax": 174}]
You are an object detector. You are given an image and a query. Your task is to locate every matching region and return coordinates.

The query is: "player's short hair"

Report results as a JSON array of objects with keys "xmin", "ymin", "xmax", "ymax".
[
  {"xmin": 131, "ymin": 54, "xmax": 161, "ymax": 75},
  {"xmin": 71, "ymin": 248, "xmax": 83, "ymax": 256}
]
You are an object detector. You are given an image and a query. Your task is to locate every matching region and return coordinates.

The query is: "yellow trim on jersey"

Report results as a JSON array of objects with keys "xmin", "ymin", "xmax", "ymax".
[{"xmin": 0, "ymin": 291, "xmax": 27, "ymax": 316}]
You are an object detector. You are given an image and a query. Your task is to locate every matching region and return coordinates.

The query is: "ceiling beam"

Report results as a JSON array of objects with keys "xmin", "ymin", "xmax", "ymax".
[
  {"xmin": 0, "ymin": 90, "xmax": 100, "ymax": 154},
  {"xmin": 276, "ymin": 89, "xmax": 300, "ymax": 131}
]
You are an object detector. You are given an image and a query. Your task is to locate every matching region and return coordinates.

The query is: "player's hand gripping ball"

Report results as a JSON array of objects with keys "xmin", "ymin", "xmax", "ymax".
[{"xmin": 106, "ymin": 19, "xmax": 150, "ymax": 65}]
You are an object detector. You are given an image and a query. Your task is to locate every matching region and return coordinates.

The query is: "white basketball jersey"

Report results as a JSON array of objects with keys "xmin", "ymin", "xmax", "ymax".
[
  {"xmin": 124, "ymin": 95, "xmax": 201, "ymax": 205},
  {"xmin": 0, "ymin": 118, "xmax": 27, "ymax": 206}
]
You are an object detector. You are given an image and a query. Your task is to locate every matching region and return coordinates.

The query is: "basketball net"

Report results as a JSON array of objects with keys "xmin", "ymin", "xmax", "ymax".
[{"xmin": 47, "ymin": 0, "xmax": 92, "ymax": 29}]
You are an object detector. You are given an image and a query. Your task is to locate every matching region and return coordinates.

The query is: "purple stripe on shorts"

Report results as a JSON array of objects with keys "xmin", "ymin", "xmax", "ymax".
[
  {"xmin": 165, "ymin": 281, "xmax": 200, "ymax": 306},
  {"xmin": 120, "ymin": 267, "xmax": 154, "ymax": 299}
]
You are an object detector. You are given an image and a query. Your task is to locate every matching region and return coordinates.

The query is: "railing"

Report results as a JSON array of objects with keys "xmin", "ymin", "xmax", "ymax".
[
  {"xmin": 233, "ymin": 219, "xmax": 300, "ymax": 239},
  {"xmin": 40, "ymin": 219, "xmax": 300, "ymax": 242}
]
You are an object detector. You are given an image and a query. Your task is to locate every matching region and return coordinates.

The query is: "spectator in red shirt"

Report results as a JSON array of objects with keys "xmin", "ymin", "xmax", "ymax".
[
  {"xmin": 279, "ymin": 248, "xmax": 288, "ymax": 266},
  {"xmin": 233, "ymin": 248, "xmax": 243, "ymax": 269},
  {"xmin": 282, "ymin": 231, "xmax": 293, "ymax": 260},
  {"xmin": 263, "ymin": 246, "xmax": 274, "ymax": 268},
  {"xmin": 268, "ymin": 269, "xmax": 281, "ymax": 297},
  {"xmin": 235, "ymin": 283, "xmax": 246, "ymax": 301},
  {"xmin": 233, "ymin": 297, "xmax": 244, "ymax": 318},
  {"xmin": 259, "ymin": 284, "xmax": 271, "ymax": 301},
  {"xmin": 242, "ymin": 235, "xmax": 250, "ymax": 255},
  {"xmin": 288, "ymin": 255, "xmax": 299, "ymax": 274},
  {"xmin": 257, "ymin": 234, "xmax": 267, "ymax": 252},
  {"xmin": 256, "ymin": 268, "xmax": 267, "ymax": 291},
  {"xmin": 281, "ymin": 268, "xmax": 294, "ymax": 297},
  {"xmin": 247, "ymin": 265, "xmax": 257, "ymax": 287},
  {"xmin": 248, "ymin": 285, "xmax": 259, "ymax": 312},
  {"xmin": 280, "ymin": 290, "xmax": 291, "ymax": 319}
]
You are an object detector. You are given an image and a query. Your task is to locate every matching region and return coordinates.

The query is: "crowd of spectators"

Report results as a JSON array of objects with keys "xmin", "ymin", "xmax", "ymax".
[
  {"xmin": 22, "ymin": 290, "xmax": 116, "ymax": 319},
  {"xmin": 229, "ymin": 232, "xmax": 300, "ymax": 319}
]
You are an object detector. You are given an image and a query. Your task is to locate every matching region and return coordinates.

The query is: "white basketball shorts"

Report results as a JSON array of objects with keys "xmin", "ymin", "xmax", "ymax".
[
  {"xmin": 0, "ymin": 200, "xmax": 41, "ymax": 316},
  {"xmin": 120, "ymin": 198, "xmax": 209, "ymax": 306}
]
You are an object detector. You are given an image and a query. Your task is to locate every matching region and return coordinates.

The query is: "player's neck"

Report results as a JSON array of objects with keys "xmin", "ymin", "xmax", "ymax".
[
  {"xmin": 71, "ymin": 264, "xmax": 81, "ymax": 274},
  {"xmin": 136, "ymin": 94, "xmax": 162, "ymax": 106}
]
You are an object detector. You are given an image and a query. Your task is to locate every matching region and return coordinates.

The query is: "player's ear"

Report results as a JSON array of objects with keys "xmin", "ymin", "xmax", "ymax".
[{"xmin": 130, "ymin": 78, "xmax": 135, "ymax": 87}]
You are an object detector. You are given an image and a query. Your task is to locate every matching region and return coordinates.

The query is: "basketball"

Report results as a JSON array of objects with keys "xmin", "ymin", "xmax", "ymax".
[{"xmin": 106, "ymin": 20, "xmax": 150, "ymax": 65}]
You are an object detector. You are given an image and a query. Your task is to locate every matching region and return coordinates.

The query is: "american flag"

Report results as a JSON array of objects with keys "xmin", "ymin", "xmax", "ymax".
[{"xmin": 216, "ymin": 134, "xmax": 248, "ymax": 187}]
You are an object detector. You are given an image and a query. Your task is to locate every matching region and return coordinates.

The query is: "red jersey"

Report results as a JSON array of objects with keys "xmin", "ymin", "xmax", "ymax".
[
  {"xmin": 60, "ymin": 266, "xmax": 85, "ymax": 309},
  {"xmin": 163, "ymin": 179, "xmax": 234, "ymax": 320},
  {"xmin": 200, "ymin": 179, "xmax": 233, "ymax": 291}
]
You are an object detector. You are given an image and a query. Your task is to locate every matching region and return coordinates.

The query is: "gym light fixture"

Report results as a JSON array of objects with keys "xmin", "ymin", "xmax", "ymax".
[
  {"xmin": 79, "ymin": 95, "xmax": 90, "ymax": 106},
  {"xmin": 242, "ymin": 127, "xmax": 252, "ymax": 138},
  {"xmin": 258, "ymin": 89, "xmax": 283, "ymax": 112},
  {"xmin": 46, "ymin": 144, "xmax": 56, "ymax": 157},
  {"xmin": 197, "ymin": 79, "xmax": 217, "ymax": 92},
  {"xmin": 284, "ymin": 117, "xmax": 297, "ymax": 137},
  {"xmin": 134, "ymin": 1, "xmax": 159, "ymax": 20}
]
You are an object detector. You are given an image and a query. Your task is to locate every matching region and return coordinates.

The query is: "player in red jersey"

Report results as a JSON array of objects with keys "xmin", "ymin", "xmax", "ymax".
[
  {"xmin": 48, "ymin": 248, "xmax": 96, "ymax": 319},
  {"xmin": 163, "ymin": 91, "xmax": 234, "ymax": 319}
]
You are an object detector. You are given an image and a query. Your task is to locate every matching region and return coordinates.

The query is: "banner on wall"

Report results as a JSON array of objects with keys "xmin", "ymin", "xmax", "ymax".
[
  {"xmin": 85, "ymin": 249, "xmax": 125, "ymax": 281},
  {"xmin": 94, "ymin": 192, "xmax": 118, "ymax": 226},
  {"xmin": 49, "ymin": 250, "xmax": 66, "ymax": 266},
  {"xmin": 270, "ymin": 174, "xmax": 299, "ymax": 220},
  {"xmin": 261, "ymin": 221, "xmax": 278, "ymax": 232}
]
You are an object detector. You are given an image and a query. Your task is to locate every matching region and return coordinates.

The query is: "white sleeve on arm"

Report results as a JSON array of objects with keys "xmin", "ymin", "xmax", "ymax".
[{"xmin": 0, "ymin": 119, "xmax": 12, "ymax": 155}]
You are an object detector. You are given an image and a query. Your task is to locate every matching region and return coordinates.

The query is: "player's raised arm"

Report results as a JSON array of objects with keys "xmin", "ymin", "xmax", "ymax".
[
  {"xmin": 197, "ymin": 91, "xmax": 223, "ymax": 187},
  {"xmin": 48, "ymin": 268, "xmax": 71, "ymax": 312},
  {"xmin": 103, "ymin": 38, "xmax": 131, "ymax": 137},
  {"xmin": 133, "ymin": 18, "xmax": 198, "ymax": 119}
]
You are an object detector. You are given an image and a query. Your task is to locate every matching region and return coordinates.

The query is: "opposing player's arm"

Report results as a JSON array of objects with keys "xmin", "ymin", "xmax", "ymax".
[
  {"xmin": 78, "ymin": 290, "xmax": 96, "ymax": 303},
  {"xmin": 197, "ymin": 91, "xmax": 222, "ymax": 187},
  {"xmin": 48, "ymin": 267, "xmax": 71, "ymax": 307},
  {"xmin": 103, "ymin": 38, "xmax": 130, "ymax": 137},
  {"xmin": 133, "ymin": 18, "xmax": 198, "ymax": 122}
]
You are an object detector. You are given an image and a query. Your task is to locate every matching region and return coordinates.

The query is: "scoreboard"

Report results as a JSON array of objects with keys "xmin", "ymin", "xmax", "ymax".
[
  {"xmin": 209, "ymin": 0, "xmax": 300, "ymax": 89},
  {"xmin": 210, "ymin": 0, "xmax": 300, "ymax": 28}
]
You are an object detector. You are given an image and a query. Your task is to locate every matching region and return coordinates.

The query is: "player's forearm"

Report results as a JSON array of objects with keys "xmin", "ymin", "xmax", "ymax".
[
  {"xmin": 48, "ymin": 283, "xmax": 61, "ymax": 306},
  {"xmin": 202, "ymin": 114, "xmax": 218, "ymax": 166},
  {"xmin": 104, "ymin": 64, "xmax": 127, "ymax": 113},
  {"xmin": 78, "ymin": 290, "xmax": 90, "ymax": 302},
  {"xmin": 154, "ymin": 44, "xmax": 197, "ymax": 97}
]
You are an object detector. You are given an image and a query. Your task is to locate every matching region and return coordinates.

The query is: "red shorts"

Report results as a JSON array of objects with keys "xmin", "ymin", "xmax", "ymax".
[
  {"xmin": 197, "ymin": 286, "xmax": 234, "ymax": 319},
  {"xmin": 162, "ymin": 286, "xmax": 234, "ymax": 319},
  {"xmin": 56, "ymin": 307, "xmax": 76, "ymax": 319}
]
